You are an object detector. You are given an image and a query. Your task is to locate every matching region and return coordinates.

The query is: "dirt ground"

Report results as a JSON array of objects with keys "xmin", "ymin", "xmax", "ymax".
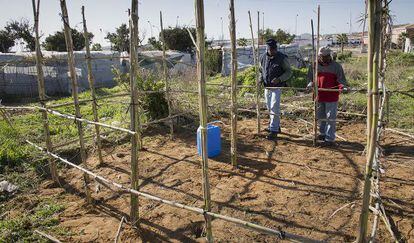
[{"xmin": 16, "ymin": 117, "xmax": 414, "ymax": 242}]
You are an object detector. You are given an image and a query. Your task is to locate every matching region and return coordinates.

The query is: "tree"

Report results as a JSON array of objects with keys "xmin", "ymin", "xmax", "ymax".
[
  {"xmin": 162, "ymin": 27, "xmax": 196, "ymax": 52},
  {"xmin": 43, "ymin": 29, "xmax": 93, "ymax": 52},
  {"xmin": 237, "ymin": 38, "xmax": 248, "ymax": 47},
  {"xmin": 336, "ymin": 33, "xmax": 348, "ymax": 53},
  {"xmin": 259, "ymin": 28, "xmax": 295, "ymax": 45},
  {"xmin": 148, "ymin": 37, "xmax": 162, "ymax": 50},
  {"xmin": 0, "ymin": 30, "xmax": 14, "ymax": 53},
  {"xmin": 5, "ymin": 19, "xmax": 35, "ymax": 51},
  {"xmin": 105, "ymin": 24, "xmax": 129, "ymax": 52},
  {"xmin": 91, "ymin": 43, "xmax": 102, "ymax": 51}
]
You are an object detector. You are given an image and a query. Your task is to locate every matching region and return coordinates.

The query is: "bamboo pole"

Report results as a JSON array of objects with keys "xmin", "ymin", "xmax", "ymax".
[
  {"xmin": 82, "ymin": 6, "xmax": 103, "ymax": 166},
  {"xmin": 141, "ymin": 112, "xmax": 189, "ymax": 127},
  {"xmin": 2, "ymin": 105, "xmax": 135, "ymax": 135},
  {"xmin": 160, "ymin": 11, "xmax": 174, "ymax": 139},
  {"xmin": 34, "ymin": 230, "xmax": 62, "ymax": 243},
  {"xmin": 59, "ymin": 0, "xmax": 92, "ymax": 204},
  {"xmin": 114, "ymin": 216, "xmax": 125, "ymax": 243},
  {"xmin": 31, "ymin": 0, "xmax": 59, "ymax": 183},
  {"xmin": 248, "ymin": 11, "xmax": 261, "ymax": 134},
  {"xmin": 195, "ymin": 0, "xmax": 213, "ymax": 241},
  {"xmin": 129, "ymin": 0, "xmax": 140, "ymax": 226},
  {"xmin": 358, "ymin": 0, "xmax": 382, "ymax": 241},
  {"xmin": 312, "ymin": 6, "xmax": 320, "ymax": 147},
  {"xmin": 229, "ymin": 0, "xmax": 237, "ymax": 167}
]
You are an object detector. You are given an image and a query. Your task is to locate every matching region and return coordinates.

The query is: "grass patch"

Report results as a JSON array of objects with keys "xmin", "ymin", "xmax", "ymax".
[{"xmin": 0, "ymin": 199, "xmax": 69, "ymax": 242}]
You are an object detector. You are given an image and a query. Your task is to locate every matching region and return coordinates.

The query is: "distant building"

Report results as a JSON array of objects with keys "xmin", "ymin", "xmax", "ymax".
[
  {"xmin": 391, "ymin": 24, "xmax": 410, "ymax": 45},
  {"xmin": 404, "ymin": 24, "xmax": 414, "ymax": 53}
]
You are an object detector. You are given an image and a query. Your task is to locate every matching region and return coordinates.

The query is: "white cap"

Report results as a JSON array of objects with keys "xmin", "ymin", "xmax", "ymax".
[{"xmin": 318, "ymin": 46, "xmax": 331, "ymax": 56}]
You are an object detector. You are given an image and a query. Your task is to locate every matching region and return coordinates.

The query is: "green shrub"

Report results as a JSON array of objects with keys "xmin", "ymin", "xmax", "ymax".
[
  {"xmin": 237, "ymin": 66, "xmax": 308, "ymax": 95},
  {"xmin": 387, "ymin": 51, "xmax": 414, "ymax": 67},
  {"xmin": 0, "ymin": 200, "xmax": 65, "ymax": 242},
  {"xmin": 0, "ymin": 121, "xmax": 28, "ymax": 171},
  {"xmin": 112, "ymin": 67, "xmax": 168, "ymax": 120},
  {"xmin": 288, "ymin": 67, "xmax": 308, "ymax": 88},
  {"xmin": 337, "ymin": 51, "xmax": 353, "ymax": 62},
  {"xmin": 238, "ymin": 66, "xmax": 258, "ymax": 95},
  {"xmin": 205, "ymin": 49, "xmax": 223, "ymax": 76}
]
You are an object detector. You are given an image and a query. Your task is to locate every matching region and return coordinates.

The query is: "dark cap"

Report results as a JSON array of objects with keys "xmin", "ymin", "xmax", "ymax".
[{"xmin": 266, "ymin": 39, "xmax": 278, "ymax": 48}]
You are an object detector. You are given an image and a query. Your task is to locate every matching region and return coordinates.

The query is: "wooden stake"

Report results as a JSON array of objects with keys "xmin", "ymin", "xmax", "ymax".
[
  {"xmin": 248, "ymin": 11, "xmax": 260, "ymax": 134},
  {"xmin": 312, "ymin": 6, "xmax": 320, "ymax": 147},
  {"xmin": 256, "ymin": 11, "xmax": 261, "ymax": 133},
  {"xmin": 114, "ymin": 216, "xmax": 125, "ymax": 243},
  {"xmin": 195, "ymin": 0, "xmax": 213, "ymax": 241},
  {"xmin": 129, "ymin": 0, "xmax": 140, "ymax": 226},
  {"xmin": 358, "ymin": 0, "xmax": 382, "ymax": 241},
  {"xmin": 160, "ymin": 11, "xmax": 174, "ymax": 139},
  {"xmin": 31, "ymin": 0, "xmax": 59, "ymax": 183},
  {"xmin": 34, "ymin": 230, "xmax": 62, "ymax": 243},
  {"xmin": 229, "ymin": 0, "xmax": 237, "ymax": 167},
  {"xmin": 59, "ymin": 0, "xmax": 92, "ymax": 204},
  {"xmin": 82, "ymin": 6, "xmax": 103, "ymax": 166}
]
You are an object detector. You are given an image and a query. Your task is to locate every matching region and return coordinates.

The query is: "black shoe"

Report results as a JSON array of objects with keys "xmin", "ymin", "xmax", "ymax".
[
  {"xmin": 318, "ymin": 134, "xmax": 326, "ymax": 141},
  {"xmin": 323, "ymin": 141, "xmax": 338, "ymax": 147},
  {"xmin": 266, "ymin": 132, "xmax": 278, "ymax": 140},
  {"xmin": 265, "ymin": 127, "xmax": 281, "ymax": 133}
]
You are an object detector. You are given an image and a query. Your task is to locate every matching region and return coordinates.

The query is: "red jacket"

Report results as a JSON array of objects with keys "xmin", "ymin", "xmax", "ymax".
[{"xmin": 308, "ymin": 61, "xmax": 348, "ymax": 102}]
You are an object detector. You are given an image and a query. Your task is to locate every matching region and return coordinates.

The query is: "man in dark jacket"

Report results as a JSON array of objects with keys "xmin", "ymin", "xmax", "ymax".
[
  {"xmin": 260, "ymin": 39, "xmax": 292, "ymax": 140},
  {"xmin": 307, "ymin": 46, "xmax": 348, "ymax": 145}
]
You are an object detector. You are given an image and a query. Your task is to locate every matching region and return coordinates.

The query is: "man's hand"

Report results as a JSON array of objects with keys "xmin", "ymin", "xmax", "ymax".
[
  {"xmin": 271, "ymin": 78, "xmax": 279, "ymax": 84},
  {"xmin": 306, "ymin": 82, "xmax": 313, "ymax": 93}
]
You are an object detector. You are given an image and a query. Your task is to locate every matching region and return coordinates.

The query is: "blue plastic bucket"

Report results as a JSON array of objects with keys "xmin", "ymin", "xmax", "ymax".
[{"xmin": 197, "ymin": 124, "xmax": 221, "ymax": 158}]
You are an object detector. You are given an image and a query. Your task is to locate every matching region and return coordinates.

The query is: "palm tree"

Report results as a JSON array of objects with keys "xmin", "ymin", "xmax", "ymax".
[
  {"xmin": 237, "ymin": 38, "xmax": 248, "ymax": 47},
  {"xmin": 357, "ymin": 0, "xmax": 368, "ymax": 53},
  {"xmin": 336, "ymin": 33, "xmax": 348, "ymax": 53},
  {"xmin": 398, "ymin": 32, "xmax": 408, "ymax": 51}
]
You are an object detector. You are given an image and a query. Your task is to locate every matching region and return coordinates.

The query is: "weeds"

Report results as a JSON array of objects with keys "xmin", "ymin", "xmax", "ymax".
[{"xmin": 0, "ymin": 198, "xmax": 68, "ymax": 242}]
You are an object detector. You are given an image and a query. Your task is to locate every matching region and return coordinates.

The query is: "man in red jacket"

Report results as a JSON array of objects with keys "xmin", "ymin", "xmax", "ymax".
[{"xmin": 307, "ymin": 47, "xmax": 348, "ymax": 145}]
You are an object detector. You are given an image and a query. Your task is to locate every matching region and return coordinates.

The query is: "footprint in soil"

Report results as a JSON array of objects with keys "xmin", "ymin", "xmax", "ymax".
[{"xmin": 116, "ymin": 153, "xmax": 126, "ymax": 158}]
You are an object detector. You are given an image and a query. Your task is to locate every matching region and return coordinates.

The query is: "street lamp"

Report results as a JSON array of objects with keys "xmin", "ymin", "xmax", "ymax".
[
  {"xmin": 148, "ymin": 21, "xmax": 153, "ymax": 38},
  {"xmin": 220, "ymin": 17, "xmax": 224, "ymax": 42},
  {"xmin": 295, "ymin": 14, "xmax": 299, "ymax": 37}
]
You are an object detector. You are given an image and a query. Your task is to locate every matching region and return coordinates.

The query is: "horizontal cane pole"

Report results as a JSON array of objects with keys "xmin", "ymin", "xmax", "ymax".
[
  {"xmin": 140, "ymin": 112, "xmax": 189, "ymax": 127},
  {"xmin": 0, "ymin": 106, "xmax": 135, "ymax": 135}
]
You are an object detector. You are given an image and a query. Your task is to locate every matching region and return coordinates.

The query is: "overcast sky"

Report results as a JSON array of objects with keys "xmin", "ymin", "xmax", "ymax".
[{"xmin": 1, "ymin": 0, "xmax": 413, "ymax": 46}]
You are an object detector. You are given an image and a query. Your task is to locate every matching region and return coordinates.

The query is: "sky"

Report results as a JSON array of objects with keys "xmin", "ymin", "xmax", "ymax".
[{"xmin": 1, "ymin": 0, "xmax": 414, "ymax": 47}]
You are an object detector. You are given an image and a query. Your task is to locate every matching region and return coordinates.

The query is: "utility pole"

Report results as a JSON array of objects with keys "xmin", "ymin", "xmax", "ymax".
[
  {"xmin": 221, "ymin": 17, "xmax": 224, "ymax": 44},
  {"xmin": 148, "ymin": 21, "xmax": 153, "ymax": 38},
  {"xmin": 262, "ymin": 12, "xmax": 265, "ymax": 44},
  {"xmin": 295, "ymin": 14, "xmax": 299, "ymax": 37}
]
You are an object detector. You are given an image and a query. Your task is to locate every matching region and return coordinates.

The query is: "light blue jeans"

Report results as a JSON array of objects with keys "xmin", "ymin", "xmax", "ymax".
[
  {"xmin": 265, "ymin": 88, "xmax": 282, "ymax": 132},
  {"xmin": 317, "ymin": 102, "xmax": 338, "ymax": 142}
]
